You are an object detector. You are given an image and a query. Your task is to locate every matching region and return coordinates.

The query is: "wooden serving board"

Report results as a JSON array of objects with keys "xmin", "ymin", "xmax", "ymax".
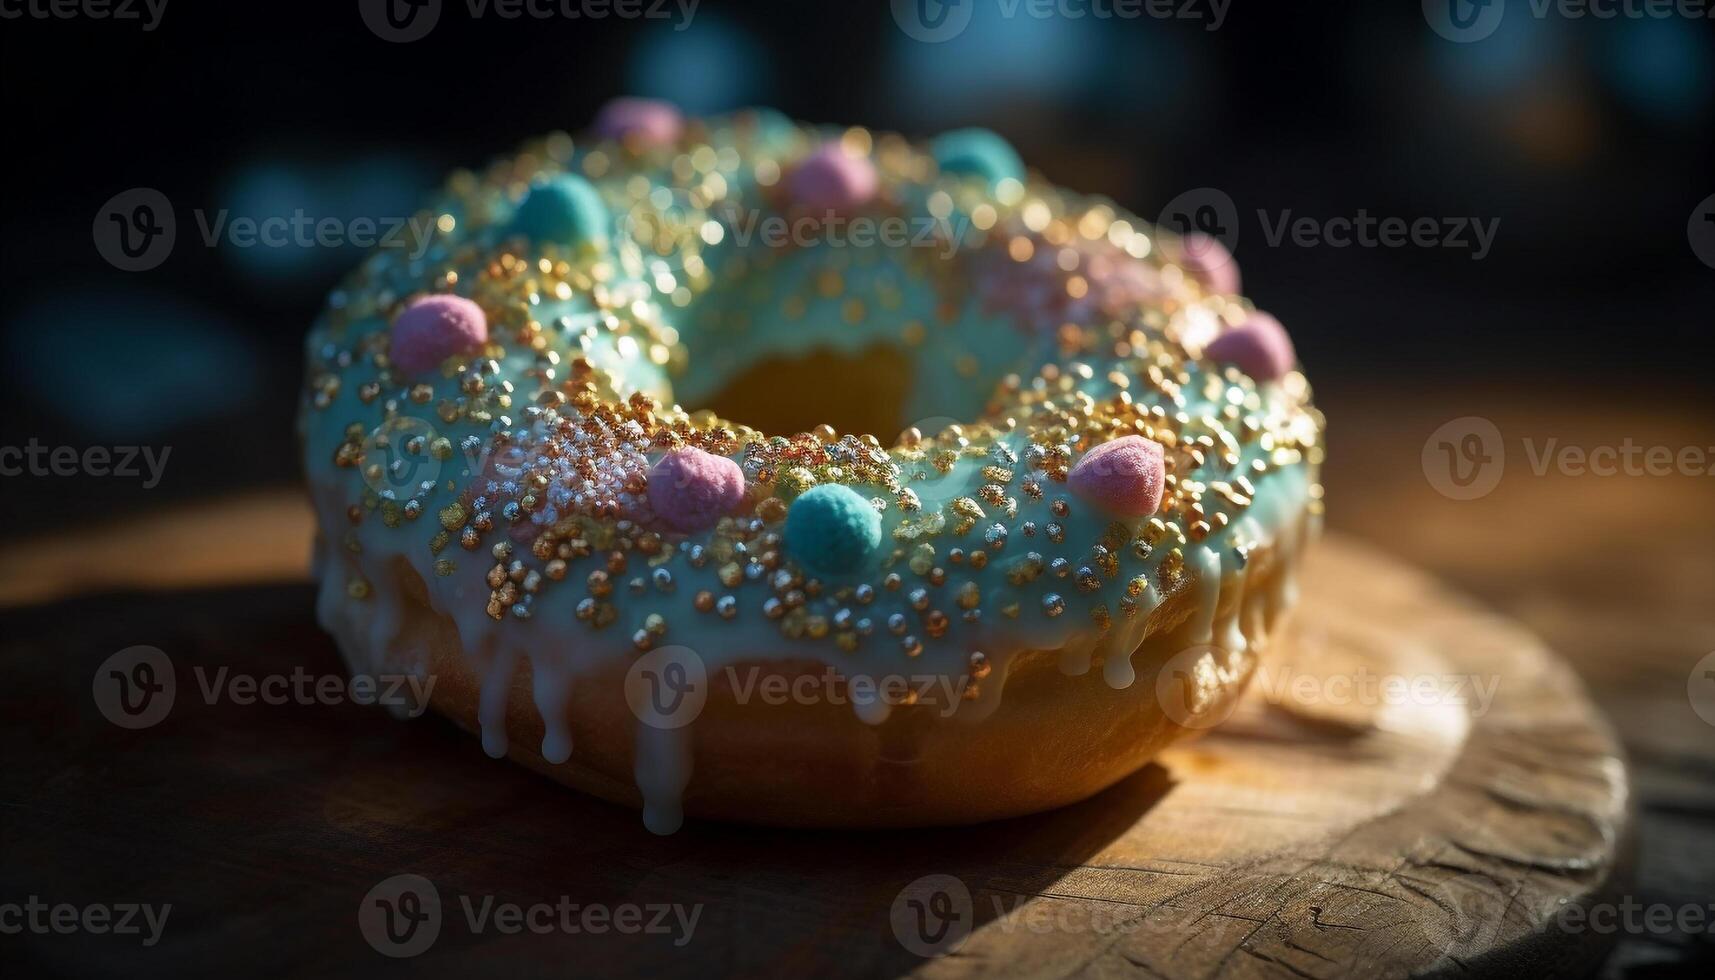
[{"xmin": 0, "ymin": 534, "xmax": 1630, "ymax": 978}]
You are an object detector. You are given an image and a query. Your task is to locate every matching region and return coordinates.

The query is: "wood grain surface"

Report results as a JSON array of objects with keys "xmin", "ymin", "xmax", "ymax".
[
  {"xmin": 0, "ymin": 530, "xmax": 1634, "ymax": 978},
  {"xmin": 4, "ymin": 387, "xmax": 1711, "ymax": 978}
]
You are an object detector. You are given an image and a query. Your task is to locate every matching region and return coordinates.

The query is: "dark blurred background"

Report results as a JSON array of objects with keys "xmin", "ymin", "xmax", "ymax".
[
  {"xmin": 5, "ymin": 6, "xmax": 1715, "ymax": 975},
  {"xmin": 1, "ymin": 0, "xmax": 1711, "ymax": 521}
]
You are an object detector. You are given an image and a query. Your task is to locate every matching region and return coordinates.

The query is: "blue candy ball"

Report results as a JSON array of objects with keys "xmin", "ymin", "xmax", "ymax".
[
  {"xmin": 511, "ymin": 174, "xmax": 610, "ymax": 249},
  {"xmin": 784, "ymin": 484, "xmax": 883, "ymax": 575},
  {"xmin": 932, "ymin": 129, "xmax": 1025, "ymax": 186}
]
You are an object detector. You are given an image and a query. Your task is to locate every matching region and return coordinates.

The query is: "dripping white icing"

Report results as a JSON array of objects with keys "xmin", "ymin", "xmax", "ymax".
[
  {"xmin": 478, "ymin": 645, "xmax": 515, "ymax": 759},
  {"xmin": 1188, "ymin": 548, "xmax": 1223, "ymax": 646},
  {"xmin": 634, "ymin": 723, "xmax": 692, "ymax": 836},
  {"xmin": 530, "ymin": 656, "xmax": 575, "ymax": 765},
  {"xmin": 1101, "ymin": 633, "xmax": 1136, "ymax": 690},
  {"xmin": 306, "ymin": 458, "xmax": 1312, "ymax": 833}
]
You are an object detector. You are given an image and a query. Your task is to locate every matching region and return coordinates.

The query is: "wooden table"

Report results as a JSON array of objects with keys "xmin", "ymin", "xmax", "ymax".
[{"xmin": 2, "ymin": 388, "xmax": 1710, "ymax": 977}]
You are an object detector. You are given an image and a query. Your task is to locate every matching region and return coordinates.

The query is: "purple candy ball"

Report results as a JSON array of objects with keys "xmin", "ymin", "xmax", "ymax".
[
  {"xmin": 788, "ymin": 143, "xmax": 878, "ymax": 213},
  {"xmin": 592, "ymin": 97, "xmax": 683, "ymax": 146},
  {"xmin": 390, "ymin": 295, "xmax": 487, "ymax": 376},
  {"xmin": 1204, "ymin": 311, "xmax": 1296, "ymax": 382},
  {"xmin": 1067, "ymin": 435, "xmax": 1166, "ymax": 517},
  {"xmin": 1181, "ymin": 232, "xmax": 1241, "ymax": 296},
  {"xmin": 647, "ymin": 447, "xmax": 746, "ymax": 533}
]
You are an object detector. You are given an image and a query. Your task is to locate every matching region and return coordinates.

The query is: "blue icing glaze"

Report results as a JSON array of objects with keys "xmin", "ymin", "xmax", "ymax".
[
  {"xmin": 297, "ymin": 109, "xmax": 1324, "ymax": 832},
  {"xmin": 785, "ymin": 484, "xmax": 883, "ymax": 575},
  {"xmin": 670, "ymin": 241, "xmax": 1010, "ymax": 423},
  {"xmin": 512, "ymin": 174, "xmax": 611, "ymax": 250},
  {"xmin": 932, "ymin": 128, "xmax": 1025, "ymax": 186}
]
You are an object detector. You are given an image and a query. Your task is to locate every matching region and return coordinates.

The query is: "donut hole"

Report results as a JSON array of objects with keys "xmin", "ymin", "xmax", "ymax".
[
  {"xmin": 691, "ymin": 343, "xmax": 915, "ymax": 438},
  {"xmin": 661, "ymin": 257, "xmax": 1024, "ymax": 440}
]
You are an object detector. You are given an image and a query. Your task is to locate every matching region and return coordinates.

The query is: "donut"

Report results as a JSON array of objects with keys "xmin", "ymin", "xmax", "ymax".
[{"xmin": 300, "ymin": 100, "xmax": 1325, "ymax": 833}]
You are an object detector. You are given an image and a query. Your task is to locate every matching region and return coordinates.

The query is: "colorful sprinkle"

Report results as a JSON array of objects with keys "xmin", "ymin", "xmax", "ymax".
[
  {"xmin": 647, "ymin": 447, "xmax": 746, "ymax": 533},
  {"xmin": 1068, "ymin": 436, "xmax": 1166, "ymax": 517},
  {"xmin": 1205, "ymin": 311, "xmax": 1296, "ymax": 382},
  {"xmin": 1180, "ymin": 232, "xmax": 1240, "ymax": 296},
  {"xmin": 788, "ymin": 143, "xmax": 878, "ymax": 213},
  {"xmin": 592, "ymin": 97, "xmax": 683, "ymax": 147},
  {"xmin": 512, "ymin": 174, "xmax": 610, "ymax": 250},
  {"xmin": 784, "ymin": 484, "xmax": 882, "ymax": 575},
  {"xmin": 389, "ymin": 295, "xmax": 487, "ymax": 376},
  {"xmin": 932, "ymin": 128, "xmax": 1024, "ymax": 186}
]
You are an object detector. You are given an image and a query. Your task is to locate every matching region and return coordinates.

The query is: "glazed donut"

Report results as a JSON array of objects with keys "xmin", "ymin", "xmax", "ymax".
[{"xmin": 300, "ymin": 100, "xmax": 1324, "ymax": 832}]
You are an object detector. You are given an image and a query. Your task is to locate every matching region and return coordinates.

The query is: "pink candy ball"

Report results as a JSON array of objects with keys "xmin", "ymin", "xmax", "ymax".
[
  {"xmin": 390, "ymin": 295, "xmax": 487, "ymax": 376},
  {"xmin": 1204, "ymin": 311, "xmax": 1296, "ymax": 382},
  {"xmin": 788, "ymin": 143, "xmax": 878, "ymax": 213},
  {"xmin": 592, "ymin": 97, "xmax": 683, "ymax": 146},
  {"xmin": 1068, "ymin": 435, "xmax": 1166, "ymax": 516},
  {"xmin": 647, "ymin": 447, "xmax": 746, "ymax": 533},
  {"xmin": 1181, "ymin": 232, "xmax": 1241, "ymax": 296}
]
